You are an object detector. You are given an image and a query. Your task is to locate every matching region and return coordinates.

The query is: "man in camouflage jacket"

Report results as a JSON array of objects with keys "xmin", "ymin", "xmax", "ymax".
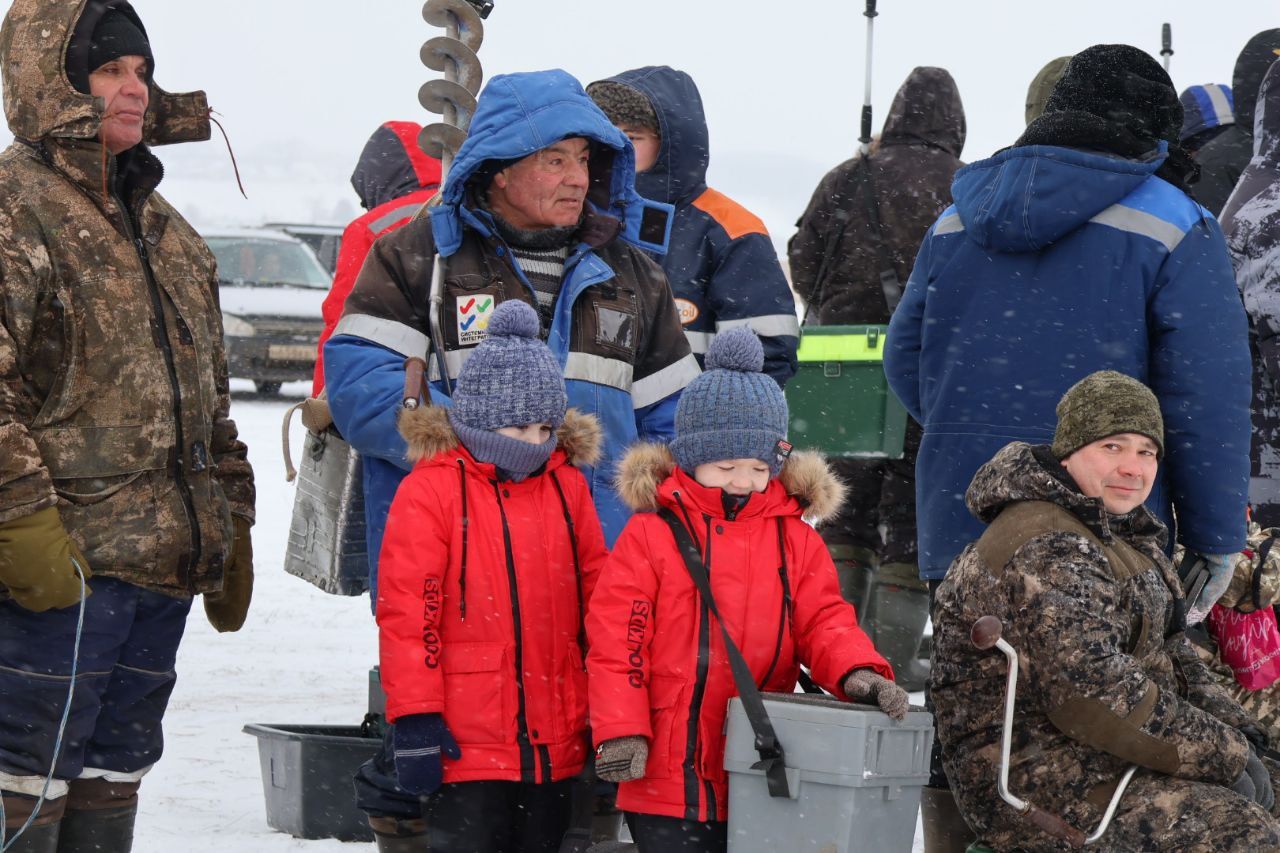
[
  {"xmin": 931, "ymin": 372, "xmax": 1280, "ymax": 851},
  {"xmin": 0, "ymin": 1, "xmax": 254, "ymax": 848}
]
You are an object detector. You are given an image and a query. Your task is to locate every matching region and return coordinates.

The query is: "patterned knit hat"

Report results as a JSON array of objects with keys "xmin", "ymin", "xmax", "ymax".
[
  {"xmin": 586, "ymin": 80, "xmax": 659, "ymax": 133},
  {"xmin": 1178, "ymin": 83, "xmax": 1235, "ymax": 144},
  {"xmin": 671, "ymin": 328, "xmax": 790, "ymax": 476},
  {"xmin": 448, "ymin": 301, "xmax": 567, "ymax": 477},
  {"xmin": 1051, "ymin": 370, "xmax": 1164, "ymax": 460}
]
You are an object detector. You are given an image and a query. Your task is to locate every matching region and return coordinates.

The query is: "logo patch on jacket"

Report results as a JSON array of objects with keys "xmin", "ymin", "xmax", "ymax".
[
  {"xmin": 674, "ymin": 298, "xmax": 699, "ymax": 325},
  {"xmin": 457, "ymin": 293, "xmax": 496, "ymax": 345},
  {"xmin": 596, "ymin": 305, "xmax": 635, "ymax": 351}
]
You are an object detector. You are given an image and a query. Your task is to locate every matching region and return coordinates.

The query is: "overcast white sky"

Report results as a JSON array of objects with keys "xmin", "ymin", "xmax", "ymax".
[{"xmin": 3, "ymin": 1, "xmax": 1277, "ymax": 256}]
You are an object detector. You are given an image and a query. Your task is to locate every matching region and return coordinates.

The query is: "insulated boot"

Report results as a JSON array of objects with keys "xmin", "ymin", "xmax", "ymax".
[
  {"xmin": 55, "ymin": 804, "xmax": 136, "ymax": 852},
  {"xmin": 368, "ymin": 815, "xmax": 427, "ymax": 852},
  {"xmin": 3, "ymin": 822, "xmax": 60, "ymax": 853},
  {"xmin": 865, "ymin": 562, "xmax": 932, "ymax": 692},
  {"xmin": 827, "ymin": 544, "xmax": 878, "ymax": 615},
  {"xmin": 920, "ymin": 786, "xmax": 975, "ymax": 853}
]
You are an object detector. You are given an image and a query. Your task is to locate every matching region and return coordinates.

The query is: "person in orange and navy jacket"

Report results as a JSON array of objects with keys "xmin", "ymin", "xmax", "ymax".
[
  {"xmin": 586, "ymin": 329, "xmax": 904, "ymax": 852},
  {"xmin": 313, "ymin": 121, "xmax": 441, "ymax": 394},
  {"xmin": 589, "ymin": 68, "xmax": 799, "ymax": 387}
]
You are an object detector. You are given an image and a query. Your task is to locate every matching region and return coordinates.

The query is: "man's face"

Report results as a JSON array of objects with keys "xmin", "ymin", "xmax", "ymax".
[
  {"xmin": 487, "ymin": 138, "xmax": 590, "ymax": 231},
  {"xmin": 1061, "ymin": 432, "xmax": 1159, "ymax": 515},
  {"xmin": 619, "ymin": 123, "xmax": 660, "ymax": 173},
  {"xmin": 693, "ymin": 458, "xmax": 771, "ymax": 496},
  {"xmin": 89, "ymin": 55, "xmax": 150, "ymax": 155}
]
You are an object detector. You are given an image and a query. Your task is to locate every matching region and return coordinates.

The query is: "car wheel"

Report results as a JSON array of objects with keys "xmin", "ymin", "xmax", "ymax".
[{"xmin": 255, "ymin": 381, "xmax": 283, "ymax": 395}]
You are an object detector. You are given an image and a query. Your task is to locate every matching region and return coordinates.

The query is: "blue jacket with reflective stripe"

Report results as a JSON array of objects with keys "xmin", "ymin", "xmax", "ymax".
[
  {"xmin": 885, "ymin": 142, "xmax": 1251, "ymax": 579},
  {"xmin": 323, "ymin": 70, "xmax": 697, "ymax": 595},
  {"xmin": 599, "ymin": 67, "xmax": 798, "ymax": 385}
]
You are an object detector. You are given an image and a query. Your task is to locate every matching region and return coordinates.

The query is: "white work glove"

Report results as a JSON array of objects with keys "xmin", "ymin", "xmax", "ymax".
[{"xmin": 1187, "ymin": 552, "xmax": 1236, "ymax": 625}]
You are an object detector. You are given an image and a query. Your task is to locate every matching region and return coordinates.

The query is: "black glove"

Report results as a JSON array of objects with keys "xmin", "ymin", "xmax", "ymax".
[
  {"xmin": 392, "ymin": 713, "xmax": 461, "ymax": 796},
  {"xmin": 1233, "ymin": 749, "xmax": 1275, "ymax": 812}
]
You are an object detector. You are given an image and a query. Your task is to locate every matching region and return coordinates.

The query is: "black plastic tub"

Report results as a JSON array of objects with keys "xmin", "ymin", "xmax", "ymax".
[{"xmin": 243, "ymin": 723, "xmax": 381, "ymax": 842}]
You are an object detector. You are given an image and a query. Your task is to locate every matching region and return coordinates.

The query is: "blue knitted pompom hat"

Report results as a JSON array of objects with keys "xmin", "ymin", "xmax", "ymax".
[
  {"xmin": 671, "ymin": 327, "xmax": 790, "ymax": 476},
  {"xmin": 448, "ymin": 301, "xmax": 567, "ymax": 478},
  {"xmin": 449, "ymin": 300, "xmax": 567, "ymax": 431}
]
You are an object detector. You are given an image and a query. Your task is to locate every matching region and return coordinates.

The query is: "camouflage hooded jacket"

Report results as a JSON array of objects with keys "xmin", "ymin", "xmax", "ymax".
[
  {"xmin": 0, "ymin": 0, "xmax": 254, "ymax": 596},
  {"xmin": 931, "ymin": 442, "xmax": 1253, "ymax": 849}
]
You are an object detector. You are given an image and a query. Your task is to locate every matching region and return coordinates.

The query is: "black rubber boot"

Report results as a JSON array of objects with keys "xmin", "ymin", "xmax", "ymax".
[
  {"xmin": 55, "ymin": 804, "xmax": 135, "ymax": 853},
  {"xmin": 368, "ymin": 815, "xmax": 427, "ymax": 853},
  {"xmin": 866, "ymin": 562, "xmax": 932, "ymax": 692},
  {"xmin": 4, "ymin": 821, "xmax": 60, "ymax": 853},
  {"xmin": 828, "ymin": 544, "xmax": 878, "ymax": 616},
  {"xmin": 920, "ymin": 786, "xmax": 976, "ymax": 853}
]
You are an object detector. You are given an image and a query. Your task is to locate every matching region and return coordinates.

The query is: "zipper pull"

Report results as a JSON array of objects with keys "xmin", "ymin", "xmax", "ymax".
[{"xmin": 134, "ymin": 237, "xmax": 148, "ymax": 260}]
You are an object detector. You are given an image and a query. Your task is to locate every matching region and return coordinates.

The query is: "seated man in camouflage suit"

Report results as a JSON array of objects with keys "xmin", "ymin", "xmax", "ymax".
[{"xmin": 931, "ymin": 371, "xmax": 1280, "ymax": 851}]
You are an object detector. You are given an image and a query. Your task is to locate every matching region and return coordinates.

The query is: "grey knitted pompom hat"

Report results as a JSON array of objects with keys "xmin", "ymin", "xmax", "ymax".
[
  {"xmin": 1051, "ymin": 370, "xmax": 1164, "ymax": 460},
  {"xmin": 671, "ymin": 328, "xmax": 789, "ymax": 476},
  {"xmin": 448, "ymin": 300, "xmax": 567, "ymax": 431}
]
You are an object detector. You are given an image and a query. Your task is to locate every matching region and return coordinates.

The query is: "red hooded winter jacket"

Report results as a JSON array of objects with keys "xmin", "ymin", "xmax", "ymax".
[
  {"xmin": 378, "ymin": 406, "xmax": 609, "ymax": 784},
  {"xmin": 586, "ymin": 443, "xmax": 893, "ymax": 821}
]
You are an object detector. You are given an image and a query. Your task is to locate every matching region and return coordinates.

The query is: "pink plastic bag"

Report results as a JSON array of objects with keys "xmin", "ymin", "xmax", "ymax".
[{"xmin": 1207, "ymin": 603, "xmax": 1280, "ymax": 691}]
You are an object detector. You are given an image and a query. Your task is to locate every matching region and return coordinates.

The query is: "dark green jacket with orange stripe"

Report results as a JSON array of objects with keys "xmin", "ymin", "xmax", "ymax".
[{"xmin": 597, "ymin": 67, "xmax": 798, "ymax": 386}]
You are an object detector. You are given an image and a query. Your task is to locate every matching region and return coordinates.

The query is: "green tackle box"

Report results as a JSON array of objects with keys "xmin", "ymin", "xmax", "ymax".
[{"xmin": 786, "ymin": 325, "xmax": 908, "ymax": 459}]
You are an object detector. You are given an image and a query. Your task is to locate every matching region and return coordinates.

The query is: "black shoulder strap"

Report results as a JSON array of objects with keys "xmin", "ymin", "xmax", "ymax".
[
  {"xmin": 853, "ymin": 158, "xmax": 904, "ymax": 313},
  {"xmin": 656, "ymin": 507, "xmax": 791, "ymax": 799}
]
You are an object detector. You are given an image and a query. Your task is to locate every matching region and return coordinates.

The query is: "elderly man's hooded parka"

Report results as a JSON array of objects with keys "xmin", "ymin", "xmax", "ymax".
[{"xmin": 0, "ymin": 0, "xmax": 254, "ymax": 597}]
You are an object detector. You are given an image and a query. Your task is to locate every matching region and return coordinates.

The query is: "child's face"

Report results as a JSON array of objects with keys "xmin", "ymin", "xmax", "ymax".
[
  {"xmin": 496, "ymin": 423, "xmax": 554, "ymax": 445},
  {"xmin": 693, "ymin": 458, "xmax": 770, "ymax": 496}
]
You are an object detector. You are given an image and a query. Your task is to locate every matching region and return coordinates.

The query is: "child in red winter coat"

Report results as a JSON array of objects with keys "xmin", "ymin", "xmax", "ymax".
[
  {"xmin": 376, "ymin": 300, "xmax": 609, "ymax": 852},
  {"xmin": 585, "ymin": 327, "xmax": 908, "ymax": 853}
]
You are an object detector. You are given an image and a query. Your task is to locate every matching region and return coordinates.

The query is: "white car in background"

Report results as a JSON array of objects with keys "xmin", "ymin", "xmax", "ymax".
[{"xmin": 205, "ymin": 227, "xmax": 332, "ymax": 394}]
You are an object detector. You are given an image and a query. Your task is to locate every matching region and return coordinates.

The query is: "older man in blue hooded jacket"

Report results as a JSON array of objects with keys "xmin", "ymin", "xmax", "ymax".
[{"xmin": 323, "ymin": 69, "xmax": 697, "ymax": 849}]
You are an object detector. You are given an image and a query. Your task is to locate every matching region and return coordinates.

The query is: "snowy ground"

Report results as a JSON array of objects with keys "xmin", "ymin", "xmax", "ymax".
[{"xmin": 132, "ymin": 380, "xmax": 927, "ymax": 852}]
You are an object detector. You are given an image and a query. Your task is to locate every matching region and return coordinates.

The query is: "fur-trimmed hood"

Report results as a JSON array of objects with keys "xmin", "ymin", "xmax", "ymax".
[
  {"xmin": 615, "ymin": 441, "xmax": 846, "ymax": 524},
  {"xmin": 398, "ymin": 404, "xmax": 602, "ymax": 468}
]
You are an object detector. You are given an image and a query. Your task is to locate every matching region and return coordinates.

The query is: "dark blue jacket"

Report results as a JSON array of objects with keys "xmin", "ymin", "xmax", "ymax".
[
  {"xmin": 886, "ymin": 142, "xmax": 1251, "ymax": 580},
  {"xmin": 601, "ymin": 67, "xmax": 798, "ymax": 385},
  {"xmin": 324, "ymin": 70, "xmax": 696, "ymax": 594}
]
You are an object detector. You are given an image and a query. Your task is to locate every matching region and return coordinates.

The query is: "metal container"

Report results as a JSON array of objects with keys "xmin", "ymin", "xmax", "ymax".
[
  {"xmin": 283, "ymin": 427, "xmax": 369, "ymax": 596},
  {"xmin": 723, "ymin": 693, "xmax": 932, "ymax": 853},
  {"xmin": 785, "ymin": 325, "xmax": 908, "ymax": 459}
]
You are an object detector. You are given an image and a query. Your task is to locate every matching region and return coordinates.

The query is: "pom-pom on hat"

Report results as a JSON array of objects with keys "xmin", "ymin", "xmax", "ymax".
[{"xmin": 671, "ymin": 327, "xmax": 790, "ymax": 476}]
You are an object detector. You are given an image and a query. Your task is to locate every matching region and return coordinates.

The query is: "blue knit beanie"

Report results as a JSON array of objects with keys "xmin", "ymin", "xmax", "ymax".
[
  {"xmin": 448, "ymin": 301, "xmax": 567, "ymax": 478},
  {"xmin": 1178, "ymin": 83, "xmax": 1235, "ymax": 144},
  {"xmin": 671, "ymin": 328, "xmax": 790, "ymax": 476}
]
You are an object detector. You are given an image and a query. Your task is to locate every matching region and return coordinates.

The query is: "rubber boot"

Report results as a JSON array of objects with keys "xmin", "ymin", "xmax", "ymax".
[
  {"xmin": 920, "ymin": 786, "xmax": 975, "ymax": 853},
  {"xmin": 368, "ymin": 815, "xmax": 427, "ymax": 852},
  {"xmin": 866, "ymin": 562, "xmax": 932, "ymax": 692},
  {"xmin": 55, "ymin": 804, "xmax": 135, "ymax": 852},
  {"xmin": 3, "ymin": 822, "xmax": 60, "ymax": 853},
  {"xmin": 827, "ymin": 544, "xmax": 878, "ymax": 616}
]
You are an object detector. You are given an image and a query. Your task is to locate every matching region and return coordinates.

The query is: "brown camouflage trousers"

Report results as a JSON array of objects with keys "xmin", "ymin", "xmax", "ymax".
[
  {"xmin": 1204, "ymin": 649, "xmax": 1280, "ymax": 748},
  {"xmin": 980, "ymin": 765, "xmax": 1280, "ymax": 852}
]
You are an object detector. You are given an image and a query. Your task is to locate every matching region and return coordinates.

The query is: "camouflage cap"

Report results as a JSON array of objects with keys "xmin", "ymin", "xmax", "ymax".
[
  {"xmin": 586, "ymin": 80, "xmax": 659, "ymax": 134},
  {"xmin": 1025, "ymin": 56, "xmax": 1072, "ymax": 126},
  {"xmin": 1051, "ymin": 370, "xmax": 1164, "ymax": 460}
]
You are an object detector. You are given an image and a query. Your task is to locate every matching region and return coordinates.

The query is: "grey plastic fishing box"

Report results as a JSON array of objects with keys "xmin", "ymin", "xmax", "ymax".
[{"xmin": 723, "ymin": 693, "xmax": 932, "ymax": 852}]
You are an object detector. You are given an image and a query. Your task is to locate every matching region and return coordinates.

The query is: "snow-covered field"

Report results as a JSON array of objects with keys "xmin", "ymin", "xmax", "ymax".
[{"xmin": 132, "ymin": 381, "xmax": 926, "ymax": 852}]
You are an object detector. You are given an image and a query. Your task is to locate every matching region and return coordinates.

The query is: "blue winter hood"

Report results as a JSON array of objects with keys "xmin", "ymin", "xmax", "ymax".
[
  {"xmin": 950, "ymin": 142, "xmax": 1168, "ymax": 253},
  {"xmin": 597, "ymin": 66, "xmax": 709, "ymax": 206},
  {"xmin": 430, "ymin": 69, "xmax": 673, "ymax": 257}
]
